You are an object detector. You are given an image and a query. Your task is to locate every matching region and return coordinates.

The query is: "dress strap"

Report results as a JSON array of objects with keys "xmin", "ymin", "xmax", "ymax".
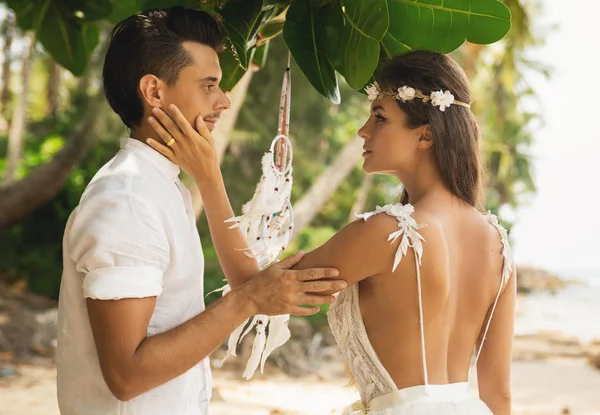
[
  {"xmin": 357, "ymin": 203, "xmax": 429, "ymax": 385},
  {"xmin": 469, "ymin": 213, "xmax": 514, "ymax": 378}
]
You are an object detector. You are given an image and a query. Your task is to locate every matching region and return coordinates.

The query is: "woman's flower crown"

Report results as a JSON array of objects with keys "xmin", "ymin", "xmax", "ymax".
[{"xmin": 365, "ymin": 82, "xmax": 470, "ymax": 112}]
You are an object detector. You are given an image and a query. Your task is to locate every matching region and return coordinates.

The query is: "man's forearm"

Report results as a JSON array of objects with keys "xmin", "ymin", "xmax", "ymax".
[
  {"xmin": 195, "ymin": 172, "xmax": 260, "ymax": 288},
  {"xmin": 110, "ymin": 289, "xmax": 254, "ymax": 401}
]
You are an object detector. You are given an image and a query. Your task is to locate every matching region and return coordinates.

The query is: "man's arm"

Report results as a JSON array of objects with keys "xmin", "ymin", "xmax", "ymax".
[
  {"xmin": 87, "ymin": 252, "xmax": 345, "ymax": 402},
  {"xmin": 87, "ymin": 289, "xmax": 251, "ymax": 401}
]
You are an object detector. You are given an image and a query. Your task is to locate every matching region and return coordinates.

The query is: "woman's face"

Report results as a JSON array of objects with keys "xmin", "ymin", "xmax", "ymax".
[{"xmin": 358, "ymin": 97, "xmax": 427, "ymax": 176}]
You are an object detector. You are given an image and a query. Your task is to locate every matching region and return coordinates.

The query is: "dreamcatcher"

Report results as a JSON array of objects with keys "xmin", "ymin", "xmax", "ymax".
[{"xmin": 219, "ymin": 54, "xmax": 295, "ymax": 379}]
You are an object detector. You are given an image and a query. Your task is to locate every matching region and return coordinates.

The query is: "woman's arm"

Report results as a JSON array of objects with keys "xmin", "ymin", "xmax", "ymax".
[
  {"xmin": 290, "ymin": 214, "xmax": 402, "ymax": 291},
  {"xmin": 475, "ymin": 266, "xmax": 517, "ymax": 415}
]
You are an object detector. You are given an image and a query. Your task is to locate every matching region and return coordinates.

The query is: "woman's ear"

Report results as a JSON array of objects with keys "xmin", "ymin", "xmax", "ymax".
[
  {"xmin": 139, "ymin": 74, "xmax": 164, "ymax": 108},
  {"xmin": 417, "ymin": 125, "xmax": 433, "ymax": 149}
]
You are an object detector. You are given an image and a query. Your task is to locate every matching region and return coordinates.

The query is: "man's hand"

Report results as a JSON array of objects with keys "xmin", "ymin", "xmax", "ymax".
[
  {"xmin": 146, "ymin": 104, "xmax": 219, "ymax": 185},
  {"xmin": 236, "ymin": 252, "xmax": 346, "ymax": 316}
]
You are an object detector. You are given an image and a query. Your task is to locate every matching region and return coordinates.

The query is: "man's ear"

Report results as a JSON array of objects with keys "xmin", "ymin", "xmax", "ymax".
[
  {"xmin": 139, "ymin": 74, "xmax": 164, "ymax": 108},
  {"xmin": 417, "ymin": 125, "xmax": 433, "ymax": 149}
]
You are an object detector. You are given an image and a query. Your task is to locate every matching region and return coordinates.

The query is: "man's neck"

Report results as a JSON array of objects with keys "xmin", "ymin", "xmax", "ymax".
[{"xmin": 130, "ymin": 121, "xmax": 160, "ymax": 144}]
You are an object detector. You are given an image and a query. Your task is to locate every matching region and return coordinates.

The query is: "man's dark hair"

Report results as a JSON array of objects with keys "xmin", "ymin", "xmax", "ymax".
[{"xmin": 103, "ymin": 7, "xmax": 224, "ymax": 128}]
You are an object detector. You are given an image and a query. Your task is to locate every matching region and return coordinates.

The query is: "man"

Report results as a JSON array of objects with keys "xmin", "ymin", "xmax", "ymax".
[{"xmin": 56, "ymin": 7, "xmax": 345, "ymax": 415}]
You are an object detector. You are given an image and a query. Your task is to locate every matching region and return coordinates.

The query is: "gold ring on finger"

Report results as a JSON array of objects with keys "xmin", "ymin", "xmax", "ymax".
[{"xmin": 166, "ymin": 138, "xmax": 176, "ymax": 147}]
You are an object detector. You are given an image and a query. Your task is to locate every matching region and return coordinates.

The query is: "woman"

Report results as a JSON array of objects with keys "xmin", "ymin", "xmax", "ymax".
[{"xmin": 148, "ymin": 50, "xmax": 515, "ymax": 414}]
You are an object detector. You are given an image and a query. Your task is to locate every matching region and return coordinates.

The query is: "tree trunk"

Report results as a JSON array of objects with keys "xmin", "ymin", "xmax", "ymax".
[
  {"xmin": 348, "ymin": 174, "xmax": 373, "ymax": 222},
  {"xmin": 188, "ymin": 68, "xmax": 256, "ymax": 219},
  {"xmin": 1, "ymin": 11, "xmax": 15, "ymax": 118},
  {"xmin": 292, "ymin": 136, "xmax": 364, "ymax": 239},
  {"xmin": 46, "ymin": 60, "xmax": 61, "ymax": 117},
  {"xmin": 0, "ymin": 91, "xmax": 105, "ymax": 229},
  {"xmin": 3, "ymin": 31, "xmax": 35, "ymax": 186}
]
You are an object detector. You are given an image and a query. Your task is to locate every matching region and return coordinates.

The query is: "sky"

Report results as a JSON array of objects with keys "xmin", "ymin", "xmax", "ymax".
[{"xmin": 510, "ymin": 0, "xmax": 600, "ymax": 273}]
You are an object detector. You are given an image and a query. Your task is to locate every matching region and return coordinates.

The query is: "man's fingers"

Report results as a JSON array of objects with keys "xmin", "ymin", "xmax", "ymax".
[
  {"xmin": 167, "ymin": 104, "xmax": 197, "ymax": 139},
  {"xmin": 151, "ymin": 107, "xmax": 183, "ymax": 142},
  {"xmin": 146, "ymin": 138, "xmax": 175, "ymax": 163},
  {"xmin": 296, "ymin": 267, "xmax": 340, "ymax": 281},
  {"xmin": 148, "ymin": 115, "xmax": 177, "ymax": 147},
  {"xmin": 276, "ymin": 251, "xmax": 304, "ymax": 269},
  {"xmin": 195, "ymin": 114, "xmax": 212, "ymax": 143},
  {"xmin": 301, "ymin": 280, "xmax": 346, "ymax": 293},
  {"xmin": 298, "ymin": 294, "xmax": 336, "ymax": 305},
  {"xmin": 290, "ymin": 305, "xmax": 320, "ymax": 317}
]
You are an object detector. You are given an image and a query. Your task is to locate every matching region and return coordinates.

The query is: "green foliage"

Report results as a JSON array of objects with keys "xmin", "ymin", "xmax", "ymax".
[
  {"xmin": 2, "ymin": 0, "xmax": 512, "ymax": 101},
  {"xmin": 0, "ymin": 127, "xmax": 119, "ymax": 297},
  {"xmin": 282, "ymin": 0, "xmax": 340, "ymax": 103},
  {"xmin": 6, "ymin": 0, "xmax": 101, "ymax": 75}
]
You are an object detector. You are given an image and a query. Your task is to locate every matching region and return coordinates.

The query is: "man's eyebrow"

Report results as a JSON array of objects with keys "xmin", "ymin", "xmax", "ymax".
[{"xmin": 198, "ymin": 76, "xmax": 219, "ymax": 83}]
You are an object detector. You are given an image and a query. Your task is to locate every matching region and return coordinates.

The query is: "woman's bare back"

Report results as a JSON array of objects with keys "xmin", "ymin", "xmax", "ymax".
[
  {"xmin": 358, "ymin": 203, "xmax": 510, "ymax": 390},
  {"xmin": 320, "ymin": 201, "xmax": 515, "ymax": 414}
]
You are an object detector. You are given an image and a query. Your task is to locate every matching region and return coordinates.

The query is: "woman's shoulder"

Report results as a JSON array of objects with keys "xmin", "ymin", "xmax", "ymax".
[{"xmin": 356, "ymin": 203, "xmax": 446, "ymax": 272}]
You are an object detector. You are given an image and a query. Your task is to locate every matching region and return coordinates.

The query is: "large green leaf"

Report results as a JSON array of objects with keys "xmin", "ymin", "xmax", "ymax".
[
  {"xmin": 7, "ymin": 0, "xmax": 96, "ymax": 76},
  {"xmin": 321, "ymin": 3, "xmax": 344, "ymax": 73},
  {"xmin": 6, "ymin": 0, "xmax": 45, "ymax": 30},
  {"xmin": 219, "ymin": 47, "xmax": 253, "ymax": 91},
  {"xmin": 381, "ymin": 32, "xmax": 411, "ymax": 58},
  {"xmin": 320, "ymin": 0, "xmax": 385, "ymax": 90},
  {"xmin": 387, "ymin": 0, "xmax": 511, "ymax": 53},
  {"xmin": 81, "ymin": 21, "xmax": 101, "ymax": 53},
  {"xmin": 341, "ymin": 0, "xmax": 388, "ymax": 41},
  {"xmin": 283, "ymin": 0, "xmax": 339, "ymax": 104},
  {"xmin": 220, "ymin": 0, "xmax": 263, "ymax": 69}
]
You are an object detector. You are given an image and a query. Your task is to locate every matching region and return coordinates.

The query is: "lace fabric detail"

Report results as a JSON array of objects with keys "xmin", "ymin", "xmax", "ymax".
[
  {"xmin": 485, "ymin": 213, "xmax": 513, "ymax": 286},
  {"xmin": 329, "ymin": 284, "xmax": 396, "ymax": 403}
]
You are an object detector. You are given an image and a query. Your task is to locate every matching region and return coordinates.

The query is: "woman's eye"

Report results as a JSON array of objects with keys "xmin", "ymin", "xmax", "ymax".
[{"xmin": 375, "ymin": 114, "xmax": 386, "ymax": 123}]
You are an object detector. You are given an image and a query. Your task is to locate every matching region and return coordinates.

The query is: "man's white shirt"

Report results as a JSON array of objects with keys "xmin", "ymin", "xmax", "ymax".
[{"xmin": 57, "ymin": 138, "xmax": 211, "ymax": 415}]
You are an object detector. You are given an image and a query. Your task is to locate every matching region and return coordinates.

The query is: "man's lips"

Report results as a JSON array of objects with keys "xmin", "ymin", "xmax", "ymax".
[{"xmin": 203, "ymin": 118, "xmax": 218, "ymax": 130}]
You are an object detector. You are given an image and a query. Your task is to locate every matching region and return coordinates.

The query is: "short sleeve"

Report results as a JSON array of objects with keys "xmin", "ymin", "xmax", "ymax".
[{"xmin": 66, "ymin": 192, "xmax": 170, "ymax": 300}]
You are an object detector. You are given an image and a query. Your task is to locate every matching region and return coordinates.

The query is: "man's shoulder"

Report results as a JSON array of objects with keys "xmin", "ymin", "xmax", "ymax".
[{"xmin": 80, "ymin": 151, "xmax": 159, "ymax": 206}]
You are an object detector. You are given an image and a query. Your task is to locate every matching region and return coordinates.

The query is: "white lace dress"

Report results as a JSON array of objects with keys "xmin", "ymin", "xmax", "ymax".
[{"xmin": 327, "ymin": 203, "xmax": 513, "ymax": 414}]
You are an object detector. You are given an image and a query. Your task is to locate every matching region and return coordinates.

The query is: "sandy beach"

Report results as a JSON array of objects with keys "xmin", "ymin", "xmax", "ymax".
[
  {"xmin": 2, "ymin": 356, "xmax": 600, "ymax": 415},
  {"xmin": 2, "ymin": 273, "xmax": 600, "ymax": 415}
]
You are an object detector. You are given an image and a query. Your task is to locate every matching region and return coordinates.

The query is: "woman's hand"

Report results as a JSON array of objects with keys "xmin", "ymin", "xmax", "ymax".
[{"xmin": 146, "ymin": 104, "xmax": 220, "ymax": 186}]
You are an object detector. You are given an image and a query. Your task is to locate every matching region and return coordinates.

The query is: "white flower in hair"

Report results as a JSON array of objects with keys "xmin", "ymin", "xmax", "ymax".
[
  {"xmin": 396, "ymin": 86, "xmax": 416, "ymax": 102},
  {"xmin": 365, "ymin": 82, "xmax": 380, "ymax": 101},
  {"xmin": 430, "ymin": 90, "xmax": 455, "ymax": 112}
]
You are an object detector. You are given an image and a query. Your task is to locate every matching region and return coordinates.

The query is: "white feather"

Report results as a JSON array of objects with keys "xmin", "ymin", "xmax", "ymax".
[
  {"xmin": 243, "ymin": 320, "xmax": 267, "ymax": 379},
  {"xmin": 260, "ymin": 315, "xmax": 291, "ymax": 373}
]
